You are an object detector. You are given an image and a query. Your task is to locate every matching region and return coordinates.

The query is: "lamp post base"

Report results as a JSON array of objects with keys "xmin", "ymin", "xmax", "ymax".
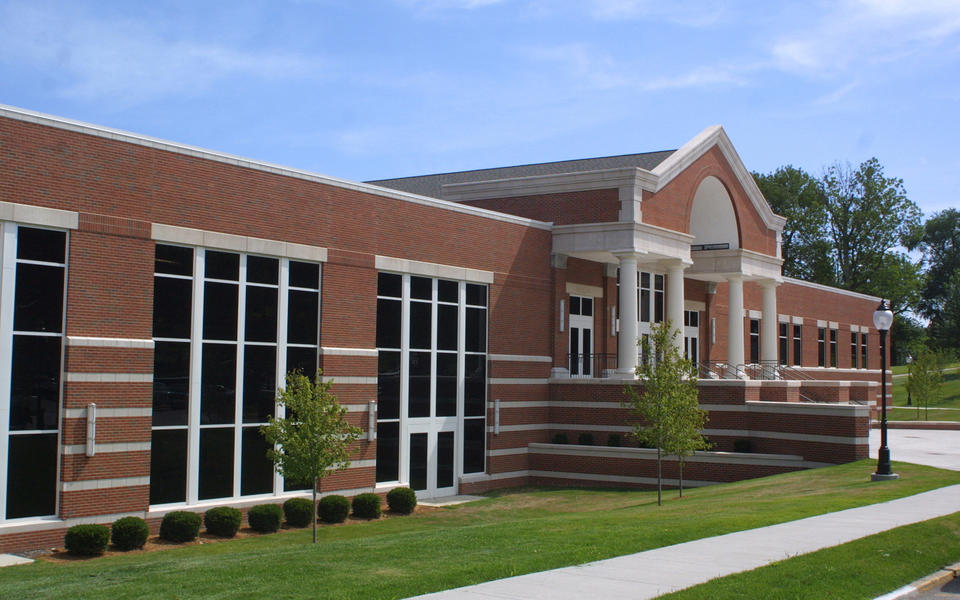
[{"xmin": 871, "ymin": 472, "xmax": 900, "ymax": 481}]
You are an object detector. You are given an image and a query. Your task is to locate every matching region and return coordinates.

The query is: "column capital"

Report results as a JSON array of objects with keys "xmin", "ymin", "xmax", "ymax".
[
  {"xmin": 757, "ymin": 277, "xmax": 783, "ymax": 289},
  {"xmin": 659, "ymin": 258, "xmax": 693, "ymax": 271},
  {"xmin": 612, "ymin": 250, "xmax": 647, "ymax": 261}
]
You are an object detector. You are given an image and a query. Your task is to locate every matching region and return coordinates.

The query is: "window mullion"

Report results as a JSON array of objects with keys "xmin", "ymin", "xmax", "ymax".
[
  {"xmin": 398, "ymin": 275, "xmax": 411, "ymax": 485},
  {"xmin": 0, "ymin": 224, "xmax": 15, "ymax": 521},
  {"xmin": 274, "ymin": 259, "xmax": 289, "ymax": 495},
  {"xmin": 187, "ymin": 249, "xmax": 205, "ymax": 505},
  {"xmin": 233, "ymin": 257, "xmax": 247, "ymax": 499}
]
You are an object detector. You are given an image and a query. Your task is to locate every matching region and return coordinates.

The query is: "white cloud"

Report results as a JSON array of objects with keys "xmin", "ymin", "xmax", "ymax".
[
  {"xmin": 0, "ymin": 2, "xmax": 316, "ymax": 106},
  {"xmin": 771, "ymin": 0, "xmax": 960, "ymax": 75},
  {"xmin": 586, "ymin": 0, "xmax": 727, "ymax": 27}
]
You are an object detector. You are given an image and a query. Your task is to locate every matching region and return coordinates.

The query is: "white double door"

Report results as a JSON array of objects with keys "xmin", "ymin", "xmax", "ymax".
[
  {"xmin": 569, "ymin": 313, "xmax": 594, "ymax": 377},
  {"xmin": 406, "ymin": 416, "xmax": 458, "ymax": 499}
]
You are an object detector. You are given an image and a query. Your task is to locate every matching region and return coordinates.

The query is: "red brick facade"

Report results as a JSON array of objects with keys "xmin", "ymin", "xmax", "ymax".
[{"xmin": 0, "ymin": 108, "xmax": 882, "ymax": 553}]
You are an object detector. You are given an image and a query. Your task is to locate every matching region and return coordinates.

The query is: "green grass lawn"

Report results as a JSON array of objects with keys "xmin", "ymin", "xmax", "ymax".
[
  {"xmin": 3, "ymin": 461, "xmax": 960, "ymax": 599},
  {"xmin": 889, "ymin": 406, "xmax": 960, "ymax": 422},
  {"xmin": 661, "ymin": 511, "xmax": 960, "ymax": 600},
  {"xmin": 892, "ymin": 364, "xmax": 960, "ymax": 411}
]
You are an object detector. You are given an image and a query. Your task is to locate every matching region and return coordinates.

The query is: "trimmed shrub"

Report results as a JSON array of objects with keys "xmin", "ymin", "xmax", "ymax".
[
  {"xmin": 65, "ymin": 524, "xmax": 110, "ymax": 556},
  {"xmin": 351, "ymin": 493, "xmax": 382, "ymax": 519},
  {"xmin": 386, "ymin": 487, "xmax": 417, "ymax": 515},
  {"xmin": 733, "ymin": 439, "xmax": 753, "ymax": 453},
  {"xmin": 248, "ymin": 504, "xmax": 283, "ymax": 533},
  {"xmin": 318, "ymin": 495, "xmax": 350, "ymax": 523},
  {"xmin": 283, "ymin": 497, "xmax": 314, "ymax": 528},
  {"xmin": 111, "ymin": 516, "xmax": 149, "ymax": 550},
  {"xmin": 204, "ymin": 506, "xmax": 242, "ymax": 538},
  {"xmin": 578, "ymin": 433, "xmax": 594, "ymax": 446},
  {"xmin": 159, "ymin": 510, "xmax": 202, "ymax": 543},
  {"xmin": 607, "ymin": 433, "xmax": 622, "ymax": 447},
  {"xmin": 552, "ymin": 433, "xmax": 568, "ymax": 444}
]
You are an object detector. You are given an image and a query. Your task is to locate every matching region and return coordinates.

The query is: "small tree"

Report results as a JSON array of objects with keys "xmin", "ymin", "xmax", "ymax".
[
  {"xmin": 907, "ymin": 349, "xmax": 943, "ymax": 420},
  {"xmin": 261, "ymin": 370, "xmax": 362, "ymax": 543},
  {"xmin": 624, "ymin": 321, "xmax": 707, "ymax": 505}
]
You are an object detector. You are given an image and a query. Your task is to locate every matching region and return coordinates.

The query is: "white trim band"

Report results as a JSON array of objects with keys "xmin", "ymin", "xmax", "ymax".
[
  {"xmin": 375, "ymin": 255, "xmax": 495, "ymax": 284},
  {"xmin": 488, "ymin": 354, "xmax": 553, "ymax": 363},
  {"xmin": 62, "ymin": 442, "xmax": 151, "ymax": 455},
  {"xmin": 65, "ymin": 373, "xmax": 153, "ymax": 383},
  {"xmin": 152, "ymin": 224, "xmax": 329, "ymax": 262},
  {"xmin": 62, "ymin": 476, "xmax": 150, "ymax": 492},
  {"xmin": 320, "ymin": 347, "xmax": 378, "ymax": 357},
  {"xmin": 66, "ymin": 336, "xmax": 155, "ymax": 349},
  {"xmin": 64, "ymin": 407, "xmax": 152, "ymax": 418},
  {"xmin": 0, "ymin": 200, "xmax": 79, "ymax": 230}
]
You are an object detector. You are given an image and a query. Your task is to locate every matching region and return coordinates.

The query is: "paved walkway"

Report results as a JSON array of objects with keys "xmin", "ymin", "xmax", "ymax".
[
  {"xmin": 411, "ymin": 486, "xmax": 960, "ymax": 599},
  {"xmin": 870, "ymin": 428, "xmax": 960, "ymax": 472}
]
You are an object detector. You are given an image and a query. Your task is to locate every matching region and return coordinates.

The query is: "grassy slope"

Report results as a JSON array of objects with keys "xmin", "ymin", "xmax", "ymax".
[
  {"xmin": 2, "ymin": 461, "xmax": 959, "ymax": 600},
  {"xmin": 892, "ymin": 365, "xmax": 960, "ymax": 406},
  {"xmin": 661, "ymin": 511, "xmax": 960, "ymax": 600}
]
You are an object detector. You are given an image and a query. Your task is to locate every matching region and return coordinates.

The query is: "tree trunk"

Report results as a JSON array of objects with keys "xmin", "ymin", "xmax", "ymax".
[
  {"xmin": 656, "ymin": 446, "xmax": 662, "ymax": 506},
  {"xmin": 679, "ymin": 457, "xmax": 684, "ymax": 498},
  {"xmin": 312, "ymin": 481, "xmax": 318, "ymax": 544}
]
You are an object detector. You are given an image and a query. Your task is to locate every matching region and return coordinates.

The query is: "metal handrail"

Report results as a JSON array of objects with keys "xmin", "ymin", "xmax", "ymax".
[{"xmin": 568, "ymin": 353, "xmax": 617, "ymax": 378}]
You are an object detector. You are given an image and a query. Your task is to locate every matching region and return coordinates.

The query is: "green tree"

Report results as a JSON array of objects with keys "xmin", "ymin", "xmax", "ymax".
[
  {"xmin": 928, "ymin": 271, "xmax": 960, "ymax": 352},
  {"xmin": 624, "ymin": 321, "xmax": 707, "ymax": 505},
  {"xmin": 907, "ymin": 208, "xmax": 960, "ymax": 320},
  {"xmin": 753, "ymin": 166, "xmax": 833, "ymax": 282},
  {"xmin": 261, "ymin": 371, "xmax": 362, "ymax": 543},
  {"xmin": 906, "ymin": 349, "xmax": 943, "ymax": 420},
  {"xmin": 821, "ymin": 158, "xmax": 922, "ymax": 309}
]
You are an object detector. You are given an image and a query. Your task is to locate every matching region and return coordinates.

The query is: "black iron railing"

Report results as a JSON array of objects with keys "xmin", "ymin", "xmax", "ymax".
[{"xmin": 568, "ymin": 353, "xmax": 617, "ymax": 378}]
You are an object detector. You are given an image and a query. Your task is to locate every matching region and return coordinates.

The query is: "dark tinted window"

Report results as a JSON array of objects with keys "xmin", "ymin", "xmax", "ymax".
[
  {"xmin": 153, "ymin": 277, "xmax": 192, "ymax": 339},
  {"xmin": 438, "ymin": 279, "xmax": 458, "ymax": 303},
  {"xmin": 149, "ymin": 429, "xmax": 188, "ymax": 505},
  {"xmin": 205, "ymin": 250, "xmax": 239, "ymax": 281},
  {"xmin": 17, "ymin": 228, "xmax": 65, "ymax": 263},
  {"xmin": 410, "ymin": 276, "xmax": 432, "ymax": 300},
  {"xmin": 243, "ymin": 345, "xmax": 276, "ymax": 423},
  {"xmin": 14, "ymin": 264, "xmax": 64, "ymax": 333},
  {"xmin": 286, "ymin": 346, "xmax": 317, "ymax": 378},
  {"xmin": 241, "ymin": 427, "xmax": 274, "ymax": 496},
  {"xmin": 245, "ymin": 286, "xmax": 278, "ymax": 342},
  {"xmin": 408, "ymin": 352, "xmax": 430, "ymax": 418},
  {"xmin": 409, "ymin": 433, "xmax": 428, "ymax": 491},
  {"xmin": 155, "ymin": 244, "xmax": 193, "ymax": 276},
  {"xmin": 287, "ymin": 291, "xmax": 318, "ymax": 345},
  {"xmin": 199, "ymin": 428, "xmax": 234, "ymax": 500},
  {"xmin": 201, "ymin": 343, "xmax": 236, "ymax": 425},
  {"xmin": 464, "ymin": 354, "xmax": 486, "ymax": 417},
  {"xmin": 10, "ymin": 335, "xmax": 61, "ymax": 430},
  {"xmin": 463, "ymin": 419, "xmax": 485, "ymax": 474},
  {"xmin": 437, "ymin": 305, "xmax": 458, "ymax": 350},
  {"xmin": 153, "ymin": 341, "xmax": 190, "ymax": 426},
  {"xmin": 203, "ymin": 282, "xmax": 238, "ymax": 340},
  {"xmin": 466, "ymin": 284, "xmax": 486, "ymax": 307},
  {"xmin": 289, "ymin": 261, "xmax": 319, "ymax": 289},
  {"xmin": 376, "ymin": 299, "xmax": 401, "ymax": 349},
  {"xmin": 6, "ymin": 433, "xmax": 58, "ymax": 518},
  {"xmin": 465, "ymin": 307, "xmax": 486, "ymax": 352},
  {"xmin": 246, "ymin": 256, "xmax": 278, "ymax": 285},
  {"xmin": 377, "ymin": 351, "xmax": 401, "ymax": 420},
  {"xmin": 377, "ymin": 272, "xmax": 401, "ymax": 298},
  {"xmin": 437, "ymin": 353, "xmax": 457, "ymax": 417},
  {"xmin": 410, "ymin": 302, "xmax": 432, "ymax": 349},
  {"xmin": 375, "ymin": 421, "xmax": 399, "ymax": 482}
]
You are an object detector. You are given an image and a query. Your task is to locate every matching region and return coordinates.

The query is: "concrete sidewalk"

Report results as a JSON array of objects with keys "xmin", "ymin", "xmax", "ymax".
[{"xmin": 409, "ymin": 484, "xmax": 960, "ymax": 600}]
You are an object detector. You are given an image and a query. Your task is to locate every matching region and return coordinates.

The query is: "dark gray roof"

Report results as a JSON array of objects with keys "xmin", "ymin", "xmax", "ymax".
[{"xmin": 366, "ymin": 150, "xmax": 676, "ymax": 199}]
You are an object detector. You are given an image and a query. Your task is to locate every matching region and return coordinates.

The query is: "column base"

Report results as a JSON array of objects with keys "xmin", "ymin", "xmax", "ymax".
[{"xmin": 871, "ymin": 472, "xmax": 900, "ymax": 481}]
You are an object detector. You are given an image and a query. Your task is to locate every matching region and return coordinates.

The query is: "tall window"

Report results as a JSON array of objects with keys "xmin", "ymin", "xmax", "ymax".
[
  {"xmin": 792, "ymin": 324, "xmax": 802, "ymax": 366},
  {"xmin": 779, "ymin": 323, "xmax": 789, "ymax": 366},
  {"xmin": 150, "ymin": 244, "xmax": 320, "ymax": 506},
  {"xmin": 0, "ymin": 225, "xmax": 67, "ymax": 521},
  {"xmin": 830, "ymin": 328, "xmax": 838, "ymax": 368},
  {"xmin": 376, "ymin": 273, "xmax": 487, "ymax": 489},
  {"xmin": 817, "ymin": 328, "xmax": 826, "ymax": 367},
  {"xmin": 851, "ymin": 332, "xmax": 858, "ymax": 369},
  {"xmin": 860, "ymin": 332, "xmax": 868, "ymax": 370},
  {"xmin": 749, "ymin": 319, "xmax": 760, "ymax": 364}
]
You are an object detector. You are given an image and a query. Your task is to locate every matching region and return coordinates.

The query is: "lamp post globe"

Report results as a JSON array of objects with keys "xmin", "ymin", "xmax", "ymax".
[{"xmin": 872, "ymin": 299, "xmax": 898, "ymax": 481}]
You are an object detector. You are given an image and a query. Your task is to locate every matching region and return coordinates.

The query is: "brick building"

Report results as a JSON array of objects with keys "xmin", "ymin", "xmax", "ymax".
[{"xmin": 0, "ymin": 105, "xmax": 882, "ymax": 552}]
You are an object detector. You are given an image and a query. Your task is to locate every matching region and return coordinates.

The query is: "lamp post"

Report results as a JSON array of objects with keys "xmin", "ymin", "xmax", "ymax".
[{"xmin": 871, "ymin": 299, "xmax": 898, "ymax": 481}]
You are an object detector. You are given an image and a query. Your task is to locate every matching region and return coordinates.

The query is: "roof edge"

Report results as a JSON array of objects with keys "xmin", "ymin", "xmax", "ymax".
[{"xmin": 0, "ymin": 104, "xmax": 553, "ymax": 231}]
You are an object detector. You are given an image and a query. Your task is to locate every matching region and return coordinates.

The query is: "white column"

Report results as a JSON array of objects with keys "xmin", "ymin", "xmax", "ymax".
[
  {"xmin": 760, "ymin": 279, "xmax": 779, "ymax": 364},
  {"xmin": 666, "ymin": 261, "xmax": 686, "ymax": 355},
  {"xmin": 616, "ymin": 254, "xmax": 640, "ymax": 377},
  {"xmin": 727, "ymin": 275, "xmax": 745, "ymax": 376}
]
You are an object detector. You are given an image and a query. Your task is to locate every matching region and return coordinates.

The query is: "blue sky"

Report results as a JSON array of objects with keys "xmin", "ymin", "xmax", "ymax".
[{"xmin": 1, "ymin": 0, "xmax": 958, "ymax": 215}]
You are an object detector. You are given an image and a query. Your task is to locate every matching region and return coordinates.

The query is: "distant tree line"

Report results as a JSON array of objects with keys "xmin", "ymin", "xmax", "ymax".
[{"xmin": 753, "ymin": 161, "xmax": 959, "ymax": 364}]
